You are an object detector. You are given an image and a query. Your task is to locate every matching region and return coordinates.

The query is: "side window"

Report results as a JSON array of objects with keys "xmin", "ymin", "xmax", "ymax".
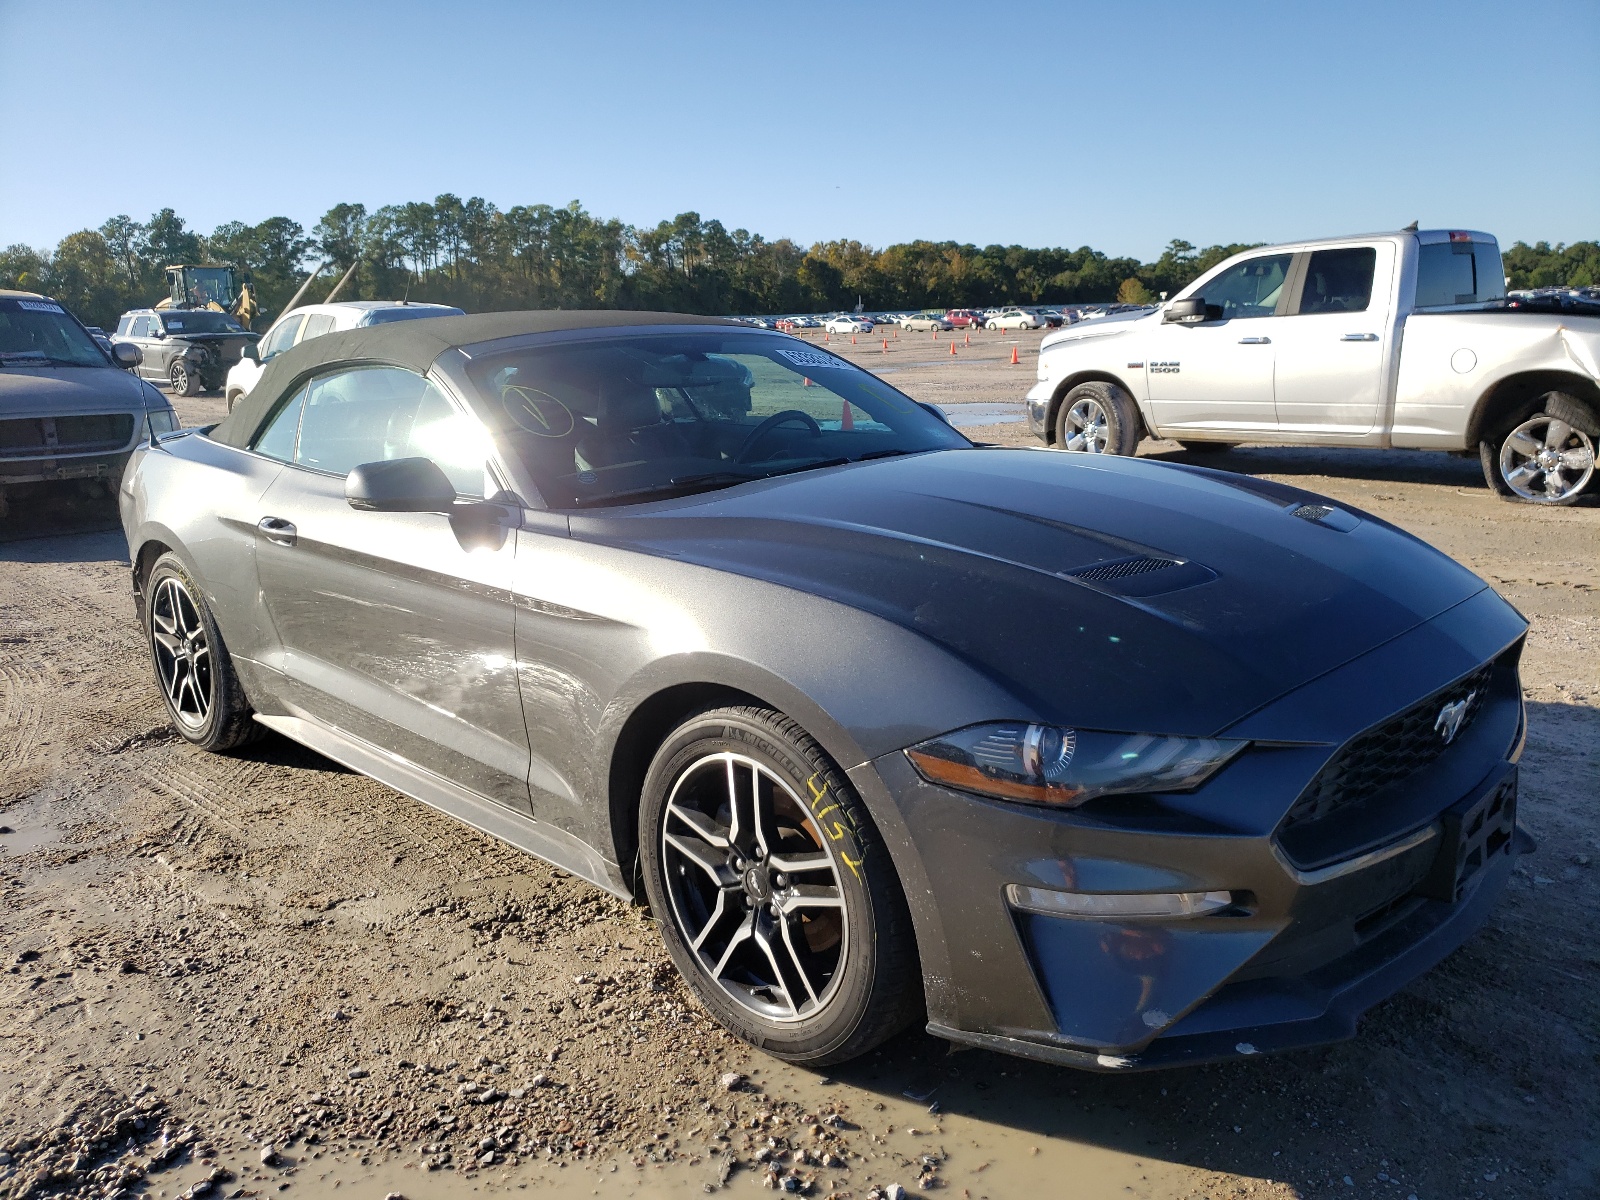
[
  {"xmin": 260, "ymin": 314, "xmax": 305, "ymax": 360},
  {"xmin": 130, "ymin": 314, "xmax": 153, "ymax": 337},
  {"xmin": 1198, "ymin": 254, "xmax": 1294, "ymax": 319},
  {"xmin": 115, "ymin": 314, "xmax": 133, "ymax": 336},
  {"xmin": 293, "ymin": 366, "xmax": 487, "ymax": 496},
  {"xmin": 300, "ymin": 313, "xmax": 337, "ymax": 341},
  {"xmin": 1298, "ymin": 248, "xmax": 1376, "ymax": 314},
  {"xmin": 251, "ymin": 382, "xmax": 308, "ymax": 463}
]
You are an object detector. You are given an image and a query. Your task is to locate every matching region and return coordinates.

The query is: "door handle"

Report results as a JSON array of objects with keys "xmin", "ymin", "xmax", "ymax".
[
  {"xmin": 1237, "ymin": 336, "xmax": 1272, "ymax": 345},
  {"xmin": 257, "ymin": 516, "xmax": 297, "ymax": 546},
  {"xmin": 1340, "ymin": 333, "xmax": 1379, "ymax": 342}
]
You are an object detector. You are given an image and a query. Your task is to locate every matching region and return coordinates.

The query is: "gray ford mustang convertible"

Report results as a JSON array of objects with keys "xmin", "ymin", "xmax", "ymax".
[{"xmin": 120, "ymin": 311, "xmax": 1532, "ymax": 1069}]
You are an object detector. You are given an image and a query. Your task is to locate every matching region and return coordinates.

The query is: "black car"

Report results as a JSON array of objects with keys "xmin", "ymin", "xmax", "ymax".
[
  {"xmin": 112, "ymin": 308, "xmax": 259, "ymax": 396},
  {"xmin": 119, "ymin": 311, "xmax": 1532, "ymax": 1069}
]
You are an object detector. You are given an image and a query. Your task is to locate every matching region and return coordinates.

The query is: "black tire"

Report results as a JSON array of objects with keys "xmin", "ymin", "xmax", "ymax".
[
  {"xmin": 1177, "ymin": 440, "xmax": 1237, "ymax": 454},
  {"xmin": 638, "ymin": 706, "xmax": 921, "ymax": 1065},
  {"xmin": 1054, "ymin": 380, "xmax": 1141, "ymax": 455},
  {"xmin": 144, "ymin": 552, "xmax": 264, "ymax": 752},
  {"xmin": 169, "ymin": 359, "xmax": 199, "ymax": 398},
  {"xmin": 1479, "ymin": 390, "xmax": 1598, "ymax": 506}
]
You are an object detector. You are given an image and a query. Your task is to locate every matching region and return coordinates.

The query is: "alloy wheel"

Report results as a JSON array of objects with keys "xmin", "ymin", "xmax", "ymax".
[
  {"xmin": 660, "ymin": 752, "xmax": 848, "ymax": 1022},
  {"xmin": 1062, "ymin": 396, "xmax": 1111, "ymax": 453},
  {"xmin": 150, "ymin": 575, "xmax": 213, "ymax": 729},
  {"xmin": 1499, "ymin": 415, "xmax": 1596, "ymax": 502}
]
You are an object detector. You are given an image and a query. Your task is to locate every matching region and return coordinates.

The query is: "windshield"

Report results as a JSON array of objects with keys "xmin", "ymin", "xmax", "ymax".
[
  {"xmin": 0, "ymin": 297, "xmax": 107, "ymax": 366},
  {"xmin": 360, "ymin": 305, "xmax": 466, "ymax": 325},
  {"xmin": 161, "ymin": 311, "xmax": 243, "ymax": 334},
  {"xmin": 466, "ymin": 331, "xmax": 970, "ymax": 508}
]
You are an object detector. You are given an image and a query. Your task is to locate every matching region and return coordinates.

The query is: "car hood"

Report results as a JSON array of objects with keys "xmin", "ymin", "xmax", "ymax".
[
  {"xmin": 572, "ymin": 449, "xmax": 1491, "ymax": 736},
  {"xmin": 0, "ymin": 365, "xmax": 164, "ymax": 417},
  {"xmin": 1041, "ymin": 310, "xmax": 1153, "ymax": 352}
]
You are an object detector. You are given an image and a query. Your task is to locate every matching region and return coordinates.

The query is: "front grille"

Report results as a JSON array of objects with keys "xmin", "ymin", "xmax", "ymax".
[
  {"xmin": 1068, "ymin": 556, "xmax": 1179, "ymax": 582},
  {"xmin": 0, "ymin": 414, "xmax": 135, "ymax": 458},
  {"xmin": 1282, "ymin": 661, "xmax": 1495, "ymax": 831}
]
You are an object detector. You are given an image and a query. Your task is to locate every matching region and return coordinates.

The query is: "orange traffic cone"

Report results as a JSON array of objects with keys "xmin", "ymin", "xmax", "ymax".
[
  {"xmin": 851, "ymin": 334, "xmax": 857, "ymax": 344},
  {"xmin": 881, "ymin": 339, "xmax": 888, "ymax": 353},
  {"xmin": 1010, "ymin": 345, "xmax": 1020, "ymax": 365},
  {"xmin": 841, "ymin": 402, "xmax": 854, "ymax": 430},
  {"xmin": 803, "ymin": 376, "xmax": 812, "ymax": 387},
  {"xmin": 964, "ymin": 332, "xmax": 970, "ymax": 345},
  {"xmin": 824, "ymin": 332, "xmax": 830, "ymax": 343},
  {"xmin": 949, "ymin": 340, "xmax": 957, "ymax": 356},
  {"xmin": 893, "ymin": 328, "xmax": 898, "ymax": 339}
]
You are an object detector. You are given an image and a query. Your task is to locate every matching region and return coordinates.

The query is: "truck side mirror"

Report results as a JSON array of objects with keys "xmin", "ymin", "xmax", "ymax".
[{"xmin": 1163, "ymin": 298, "xmax": 1210, "ymax": 324}]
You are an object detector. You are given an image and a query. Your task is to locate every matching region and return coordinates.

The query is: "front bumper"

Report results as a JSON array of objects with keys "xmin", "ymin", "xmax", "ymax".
[
  {"xmin": 1024, "ymin": 380, "xmax": 1051, "ymax": 441},
  {"xmin": 0, "ymin": 450, "xmax": 134, "ymax": 486},
  {"xmin": 853, "ymin": 588, "xmax": 1530, "ymax": 1071}
]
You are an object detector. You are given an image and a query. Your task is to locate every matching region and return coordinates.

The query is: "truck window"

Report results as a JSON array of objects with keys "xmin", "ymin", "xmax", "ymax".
[
  {"xmin": 1298, "ymin": 248, "xmax": 1376, "ymax": 314},
  {"xmin": 1415, "ymin": 241, "xmax": 1506, "ymax": 309},
  {"xmin": 1197, "ymin": 254, "xmax": 1293, "ymax": 319}
]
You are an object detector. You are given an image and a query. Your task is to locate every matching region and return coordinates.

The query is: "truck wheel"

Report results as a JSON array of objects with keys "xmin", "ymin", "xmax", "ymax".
[
  {"xmin": 225, "ymin": 390, "xmax": 242, "ymax": 412},
  {"xmin": 169, "ymin": 360, "xmax": 199, "ymax": 398},
  {"xmin": 1054, "ymin": 381, "xmax": 1140, "ymax": 456},
  {"xmin": 1481, "ymin": 391, "xmax": 1597, "ymax": 505}
]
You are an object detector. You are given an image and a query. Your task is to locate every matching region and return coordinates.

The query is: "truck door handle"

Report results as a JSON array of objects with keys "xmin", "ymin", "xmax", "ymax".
[
  {"xmin": 1237, "ymin": 336, "xmax": 1271, "ymax": 345},
  {"xmin": 257, "ymin": 516, "xmax": 297, "ymax": 546},
  {"xmin": 1340, "ymin": 333, "xmax": 1379, "ymax": 342}
]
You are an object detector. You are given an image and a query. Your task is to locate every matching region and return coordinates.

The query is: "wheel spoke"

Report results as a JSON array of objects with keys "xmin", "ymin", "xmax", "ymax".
[
  {"xmin": 776, "ymin": 914, "xmax": 821, "ymax": 1009},
  {"xmin": 767, "ymin": 849, "xmax": 832, "ymax": 874},
  {"xmin": 689, "ymin": 890, "xmax": 734, "ymax": 952},
  {"xmin": 1505, "ymin": 461, "xmax": 1539, "ymax": 487},
  {"xmin": 1508, "ymin": 430, "xmax": 1543, "ymax": 458},
  {"xmin": 1544, "ymin": 419, "xmax": 1572, "ymax": 449},
  {"xmin": 152, "ymin": 629, "xmax": 183, "ymax": 656},
  {"xmin": 1544, "ymin": 467, "xmax": 1568, "ymax": 498},
  {"xmin": 751, "ymin": 919, "xmax": 799, "ymax": 1017},
  {"xmin": 778, "ymin": 882, "xmax": 844, "ymax": 913},
  {"xmin": 664, "ymin": 829, "xmax": 736, "ymax": 887},
  {"xmin": 710, "ymin": 911, "xmax": 755, "ymax": 978},
  {"xmin": 1560, "ymin": 445, "xmax": 1595, "ymax": 471},
  {"xmin": 666, "ymin": 801, "xmax": 730, "ymax": 848}
]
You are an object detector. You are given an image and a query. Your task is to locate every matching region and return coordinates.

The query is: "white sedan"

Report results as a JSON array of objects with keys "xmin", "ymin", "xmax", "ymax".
[
  {"xmin": 823, "ymin": 315, "xmax": 874, "ymax": 334},
  {"xmin": 985, "ymin": 308, "xmax": 1044, "ymax": 330}
]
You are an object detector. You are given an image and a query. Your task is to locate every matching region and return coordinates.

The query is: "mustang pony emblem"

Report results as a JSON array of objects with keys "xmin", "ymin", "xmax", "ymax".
[{"xmin": 1435, "ymin": 693, "xmax": 1476, "ymax": 744}]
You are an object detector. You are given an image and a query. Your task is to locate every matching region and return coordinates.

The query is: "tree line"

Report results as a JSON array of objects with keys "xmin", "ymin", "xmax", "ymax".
[{"xmin": 2, "ymin": 196, "xmax": 1594, "ymax": 332}]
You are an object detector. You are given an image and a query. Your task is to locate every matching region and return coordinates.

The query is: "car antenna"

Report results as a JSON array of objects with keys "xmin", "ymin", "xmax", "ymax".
[{"xmin": 1402, "ymin": 220, "xmax": 1419, "ymax": 232}]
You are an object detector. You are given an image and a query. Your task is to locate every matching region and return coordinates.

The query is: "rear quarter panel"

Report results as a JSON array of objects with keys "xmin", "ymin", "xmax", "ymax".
[{"xmin": 1392, "ymin": 313, "xmax": 1600, "ymax": 448}]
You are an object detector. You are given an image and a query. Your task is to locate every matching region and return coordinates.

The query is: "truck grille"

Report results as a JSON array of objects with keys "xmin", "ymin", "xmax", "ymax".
[
  {"xmin": 0, "ymin": 414, "xmax": 137, "ymax": 458},
  {"xmin": 1281, "ymin": 661, "xmax": 1495, "ymax": 831}
]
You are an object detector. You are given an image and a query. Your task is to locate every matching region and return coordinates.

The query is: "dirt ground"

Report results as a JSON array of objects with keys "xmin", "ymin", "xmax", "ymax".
[{"xmin": 1, "ymin": 327, "xmax": 1596, "ymax": 1200}]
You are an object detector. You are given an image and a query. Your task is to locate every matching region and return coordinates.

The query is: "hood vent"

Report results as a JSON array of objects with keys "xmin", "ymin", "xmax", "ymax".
[
  {"xmin": 1069, "ymin": 555, "xmax": 1180, "ymax": 583},
  {"xmin": 1065, "ymin": 555, "xmax": 1216, "ymax": 598},
  {"xmin": 1288, "ymin": 502, "xmax": 1362, "ymax": 532}
]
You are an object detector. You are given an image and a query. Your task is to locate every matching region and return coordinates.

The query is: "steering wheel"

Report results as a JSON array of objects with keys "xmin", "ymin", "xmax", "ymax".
[{"xmin": 735, "ymin": 409, "xmax": 822, "ymax": 463}]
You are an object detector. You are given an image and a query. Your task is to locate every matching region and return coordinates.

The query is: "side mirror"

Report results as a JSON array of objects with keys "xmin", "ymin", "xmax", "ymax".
[
  {"xmin": 240, "ymin": 342, "xmax": 260, "ymax": 364},
  {"xmin": 919, "ymin": 401, "xmax": 951, "ymax": 425},
  {"xmin": 346, "ymin": 457, "xmax": 458, "ymax": 513},
  {"xmin": 111, "ymin": 342, "xmax": 142, "ymax": 369},
  {"xmin": 151, "ymin": 326, "xmax": 166, "ymax": 339},
  {"xmin": 1162, "ymin": 297, "xmax": 1221, "ymax": 324}
]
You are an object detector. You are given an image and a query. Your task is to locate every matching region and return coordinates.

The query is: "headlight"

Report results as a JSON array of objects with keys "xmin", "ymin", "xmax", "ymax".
[
  {"xmin": 905, "ymin": 722, "xmax": 1246, "ymax": 808},
  {"xmin": 147, "ymin": 409, "xmax": 179, "ymax": 436}
]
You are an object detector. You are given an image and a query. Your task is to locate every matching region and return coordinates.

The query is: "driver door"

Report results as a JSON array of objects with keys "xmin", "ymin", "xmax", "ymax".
[
  {"xmin": 248, "ymin": 364, "xmax": 533, "ymax": 814},
  {"xmin": 1143, "ymin": 252, "xmax": 1291, "ymax": 436}
]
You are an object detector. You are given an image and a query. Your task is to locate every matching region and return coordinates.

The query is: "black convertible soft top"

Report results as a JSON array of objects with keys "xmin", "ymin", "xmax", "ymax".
[{"xmin": 209, "ymin": 309, "xmax": 741, "ymax": 449}]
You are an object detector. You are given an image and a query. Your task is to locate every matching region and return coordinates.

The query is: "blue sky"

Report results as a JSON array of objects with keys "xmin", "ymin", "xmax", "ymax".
[{"xmin": 2, "ymin": 0, "xmax": 1594, "ymax": 259}]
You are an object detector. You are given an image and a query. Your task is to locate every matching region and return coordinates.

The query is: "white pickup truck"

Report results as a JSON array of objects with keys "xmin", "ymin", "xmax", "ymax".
[{"xmin": 1024, "ymin": 228, "xmax": 1600, "ymax": 504}]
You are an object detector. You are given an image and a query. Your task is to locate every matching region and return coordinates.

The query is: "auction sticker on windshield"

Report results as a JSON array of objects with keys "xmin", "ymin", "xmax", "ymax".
[
  {"xmin": 17, "ymin": 301, "xmax": 65, "ymax": 314},
  {"xmin": 777, "ymin": 347, "xmax": 847, "ymax": 370}
]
